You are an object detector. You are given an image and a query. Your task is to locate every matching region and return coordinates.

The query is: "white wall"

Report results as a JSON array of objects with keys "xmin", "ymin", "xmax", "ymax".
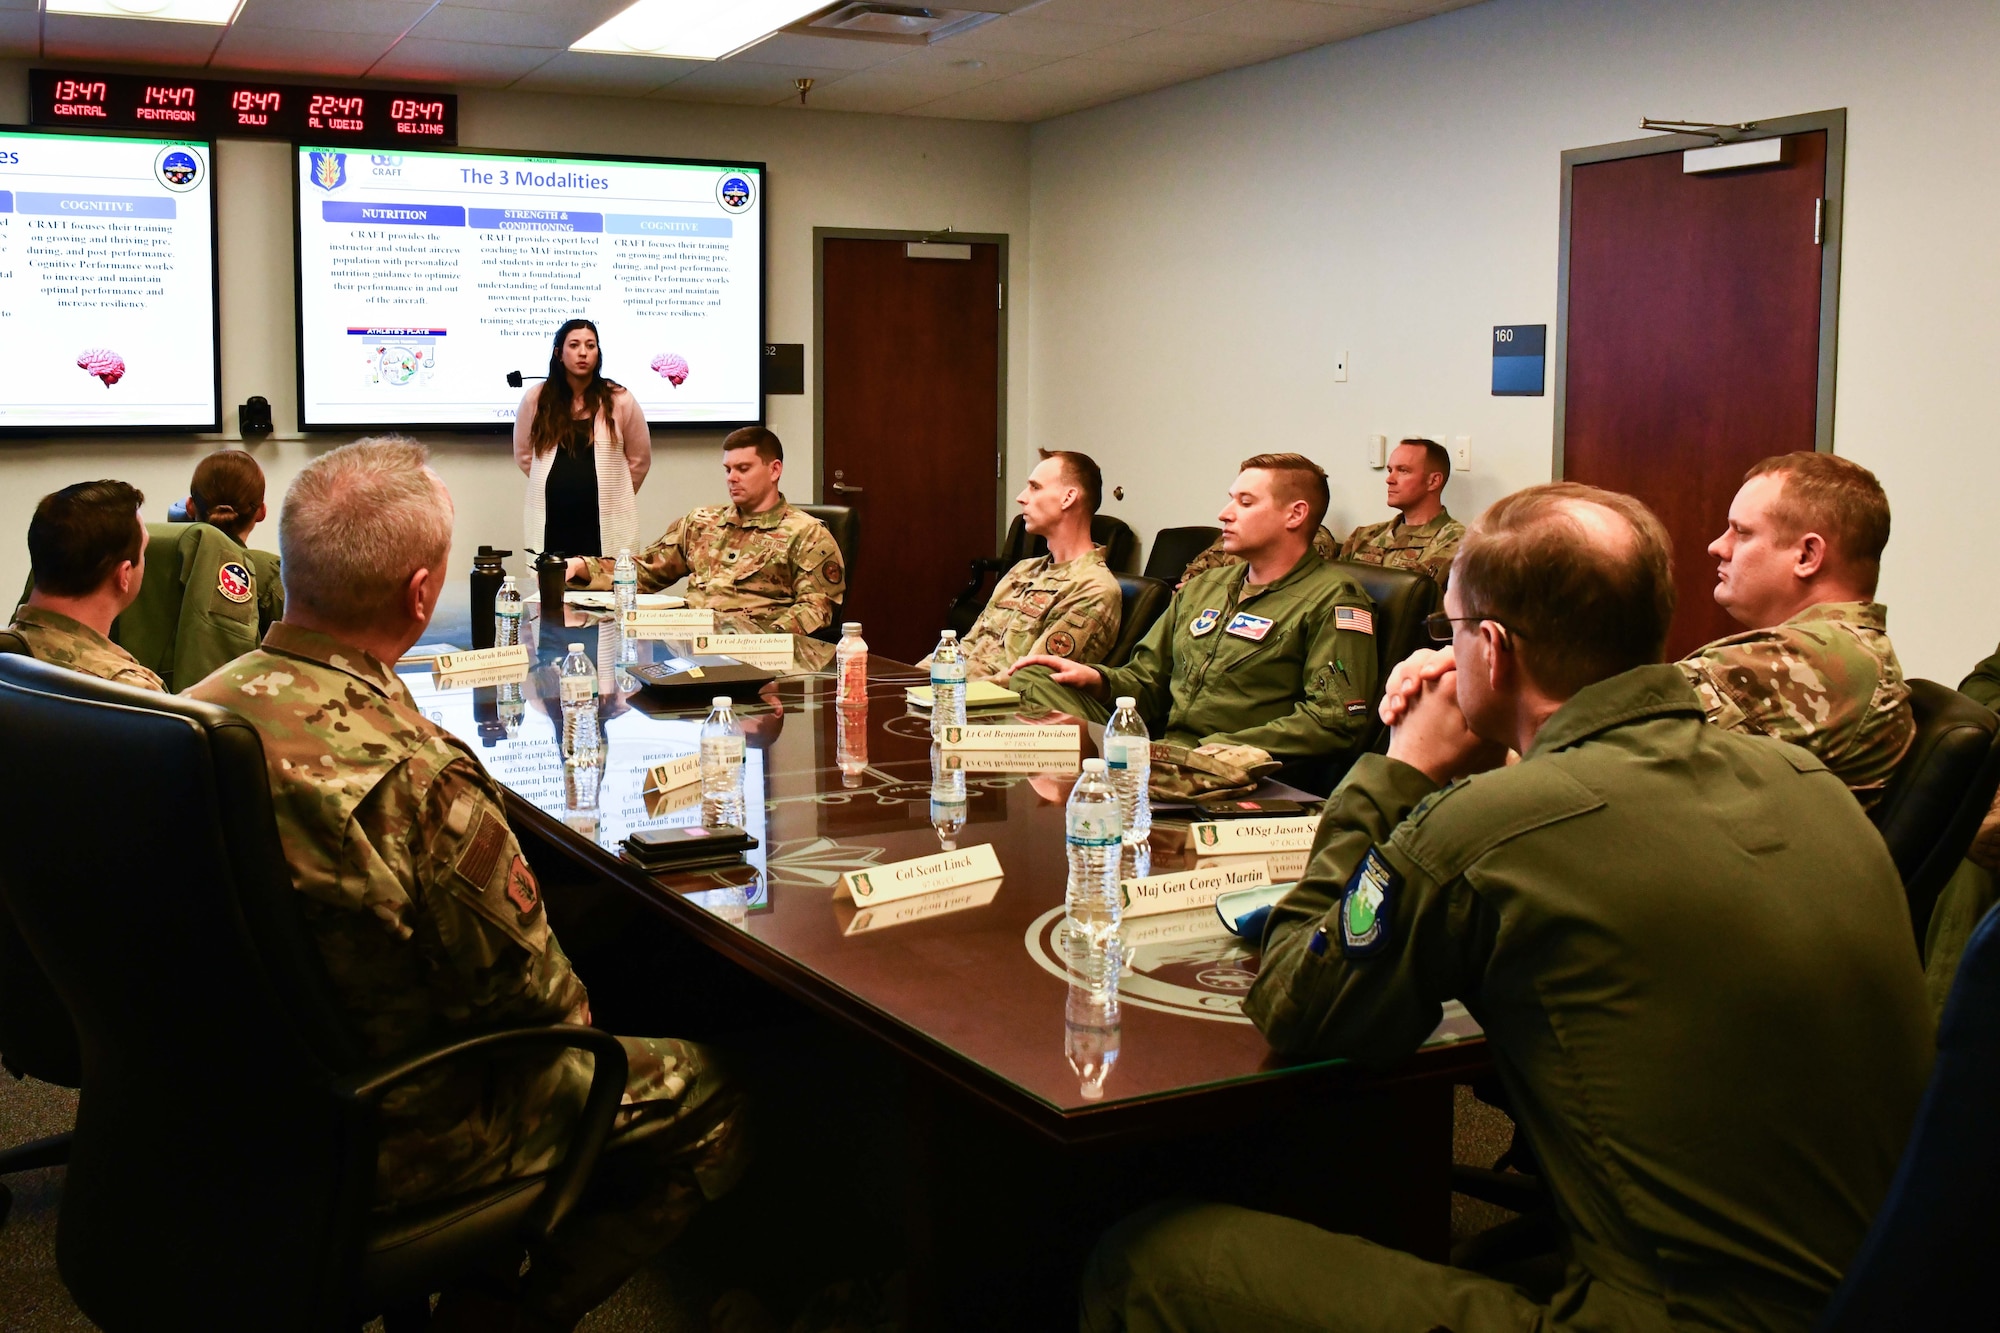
[
  {"xmin": 1027, "ymin": 0, "xmax": 2000, "ymax": 681},
  {"xmin": 0, "ymin": 63, "xmax": 1030, "ymax": 617}
]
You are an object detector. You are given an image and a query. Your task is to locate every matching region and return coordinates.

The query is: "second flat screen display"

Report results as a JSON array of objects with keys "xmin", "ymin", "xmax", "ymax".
[{"xmin": 295, "ymin": 145, "xmax": 764, "ymax": 431}]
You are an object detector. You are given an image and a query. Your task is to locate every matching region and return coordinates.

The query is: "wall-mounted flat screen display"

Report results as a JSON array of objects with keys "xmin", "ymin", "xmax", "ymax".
[
  {"xmin": 0, "ymin": 127, "xmax": 220, "ymax": 433},
  {"xmin": 294, "ymin": 145, "xmax": 765, "ymax": 432}
]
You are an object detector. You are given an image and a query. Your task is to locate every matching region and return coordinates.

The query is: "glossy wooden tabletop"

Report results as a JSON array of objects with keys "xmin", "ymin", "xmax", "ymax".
[{"xmin": 404, "ymin": 604, "xmax": 1483, "ymax": 1131}]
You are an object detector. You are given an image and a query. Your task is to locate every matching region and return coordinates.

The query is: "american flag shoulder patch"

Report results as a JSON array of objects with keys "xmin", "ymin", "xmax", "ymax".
[{"xmin": 1335, "ymin": 606, "xmax": 1375, "ymax": 636}]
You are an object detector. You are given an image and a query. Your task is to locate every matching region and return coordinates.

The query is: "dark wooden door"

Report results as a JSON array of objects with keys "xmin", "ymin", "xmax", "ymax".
[
  {"xmin": 1562, "ymin": 132, "xmax": 1828, "ymax": 658},
  {"xmin": 821, "ymin": 239, "xmax": 1001, "ymax": 663}
]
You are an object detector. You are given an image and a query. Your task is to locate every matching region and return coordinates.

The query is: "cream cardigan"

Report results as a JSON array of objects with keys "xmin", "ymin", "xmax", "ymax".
[{"xmin": 513, "ymin": 383, "xmax": 652, "ymax": 558}]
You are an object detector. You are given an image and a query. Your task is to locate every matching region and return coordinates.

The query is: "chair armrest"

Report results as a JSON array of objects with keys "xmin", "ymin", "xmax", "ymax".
[{"xmin": 341, "ymin": 1024, "xmax": 629, "ymax": 1239}]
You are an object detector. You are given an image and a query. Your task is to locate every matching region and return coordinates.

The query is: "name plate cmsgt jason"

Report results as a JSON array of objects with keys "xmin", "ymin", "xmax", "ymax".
[
  {"xmin": 937, "ymin": 724, "xmax": 1079, "ymax": 752},
  {"xmin": 622, "ymin": 608, "xmax": 717, "ymax": 637},
  {"xmin": 836, "ymin": 842, "xmax": 1004, "ymax": 905},
  {"xmin": 1187, "ymin": 815, "xmax": 1321, "ymax": 856},
  {"xmin": 1120, "ymin": 860, "xmax": 1271, "ymax": 918}
]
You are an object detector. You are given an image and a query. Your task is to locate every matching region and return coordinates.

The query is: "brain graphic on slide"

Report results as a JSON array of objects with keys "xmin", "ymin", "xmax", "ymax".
[
  {"xmin": 651, "ymin": 353, "xmax": 690, "ymax": 387},
  {"xmin": 77, "ymin": 349, "xmax": 127, "ymax": 388}
]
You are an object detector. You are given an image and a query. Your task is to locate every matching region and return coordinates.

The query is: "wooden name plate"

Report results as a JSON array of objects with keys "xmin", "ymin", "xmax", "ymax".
[
  {"xmin": 644, "ymin": 754, "xmax": 702, "ymax": 794},
  {"xmin": 432, "ymin": 661, "xmax": 530, "ymax": 689},
  {"xmin": 837, "ymin": 842, "xmax": 1004, "ymax": 904},
  {"xmin": 1120, "ymin": 860, "xmax": 1271, "ymax": 918}
]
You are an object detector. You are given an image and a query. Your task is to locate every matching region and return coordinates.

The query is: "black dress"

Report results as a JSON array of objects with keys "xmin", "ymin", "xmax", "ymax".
[{"xmin": 541, "ymin": 421, "xmax": 600, "ymax": 557}]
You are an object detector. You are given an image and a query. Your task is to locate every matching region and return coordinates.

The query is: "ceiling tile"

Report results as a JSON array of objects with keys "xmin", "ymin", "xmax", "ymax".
[
  {"xmin": 802, "ymin": 44, "xmax": 1048, "ymax": 108},
  {"xmin": 1014, "ymin": 53, "xmax": 1192, "ymax": 96},
  {"xmin": 0, "ymin": 10, "xmax": 35, "ymax": 56},
  {"xmin": 911, "ymin": 77, "xmax": 1100, "ymax": 122},
  {"xmin": 731, "ymin": 32, "xmax": 915, "ymax": 72},
  {"xmin": 233, "ymin": 0, "xmax": 432, "ymax": 37},
  {"xmin": 798, "ymin": 78, "xmax": 937, "ymax": 115},
  {"xmin": 43, "ymin": 13, "xmax": 227, "ymax": 65},
  {"xmin": 366, "ymin": 36, "xmax": 557, "ymax": 85},
  {"xmin": 507, "ymin": 49, "xmax": 700, "ymax": 95},
  {"xmin": 653, "ymin": 60, "xmax": 854, "ymax": 108},
  {"xmin": 1014, "ymin": 0, "xmax": 1231, "ymax": 28},
  {"xmin": 1169, "ymin": 0, "xmax": 1402, "ymax": 43},
  {"xmin": 209, "ymin": 26, "xmax": 396, "ymax": 77},
  {"xmin": 940, "ymin": 14, "xmax": 1145, "ymax": 57},
  {"xmin": 1088, "ymin": 25, "xmax": 1299, "ymax": 68},
  {"xmin": 405, "ymin": 4, "xmax": 601, "ymax": 50}
]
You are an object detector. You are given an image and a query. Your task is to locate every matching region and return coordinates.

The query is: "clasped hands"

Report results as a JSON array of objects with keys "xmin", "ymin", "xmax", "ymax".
[{"xmin": 1379, "ymin": 647, "xmax": 1512, "ymax": 785}]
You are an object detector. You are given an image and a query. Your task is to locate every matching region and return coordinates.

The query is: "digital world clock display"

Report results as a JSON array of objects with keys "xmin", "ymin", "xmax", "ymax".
[{"xmin": 30, "ymin": 71, "xmax": 457, "ymax": 147}]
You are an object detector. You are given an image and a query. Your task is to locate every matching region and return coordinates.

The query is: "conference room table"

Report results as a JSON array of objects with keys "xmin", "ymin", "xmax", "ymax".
[{"xmin": 408, "ymin": 601, "xmax": 1489, "ymax": 1326}]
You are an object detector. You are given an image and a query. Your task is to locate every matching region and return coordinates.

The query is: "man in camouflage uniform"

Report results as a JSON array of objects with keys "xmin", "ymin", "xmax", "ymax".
[
  {"xmin": 1337, "ymin": 438, "xmax": 1465, "ymax": 589},
  {"xmin": 1675, "ymin": 452, "xmax": 1913, "ymax": 806},
  {"xmin": 192, "ymin": 438, "xmax": 743, "ymax": 1332},
  {"xmin": 569, "ymin": 426, "xmax": 844, "ymax": 636},
  {"xmin": 8, "ymin": 479, "xmax": 164, "ymax": 692},
  {"xmin": 932, "ymin": 449, "xmax": 1122, "ymax": 680},
  {"xmin": 1174, "ymin": 522, "xmax": 1336, "ymax": 586}
]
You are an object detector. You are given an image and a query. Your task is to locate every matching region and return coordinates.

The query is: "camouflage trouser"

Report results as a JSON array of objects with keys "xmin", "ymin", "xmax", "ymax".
[{"xmin": 516, "ymin": 1035, "xmax": 747, "ymax": 1328}]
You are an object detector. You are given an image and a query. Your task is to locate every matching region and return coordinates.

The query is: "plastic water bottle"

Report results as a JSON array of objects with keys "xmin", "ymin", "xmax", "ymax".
[
  {"xmin": 558, "ymin": 642, "xmax": 599, "ymax": 762},
  {"xmin": 835, "ymin": 622, "xmax": 869, "ymax": 705},
  {"xmin": 1066, "ymin": 758, "xmax": 1123, "ymax": 955},
  {"xmin": 1065, "ymin": 954, "xmax": 1122, "ymax": 1101},
  {"xmin": 1104, "ymin": 696, "xmax": 1152, "ymax": 845},
  {"xmin": 930, "ymin": 744, "xmax": 967, "ymax": 849},
  {"xmin": 929, "ymin": 630, "xmax": 966, "ymax": 738},
  {"xmin": 837, "ymin": 700, "xmax": 868, "ymax": 788},
  {"xmin": 700, "ymin": 695, "xmax": 746, "ymax": 824},
  {"xmin": 493, "ymin": 575, "xmax": 523, "ymax": 649},
  {"xmin": 613, "ymin": 548, "xmax": 638, "ymax": 617}
]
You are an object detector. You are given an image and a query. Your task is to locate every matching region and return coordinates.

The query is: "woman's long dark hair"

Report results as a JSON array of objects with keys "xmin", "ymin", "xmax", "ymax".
[{"xmin": 529, "ymin": 318, "xmax": 623, "ymax": 457}]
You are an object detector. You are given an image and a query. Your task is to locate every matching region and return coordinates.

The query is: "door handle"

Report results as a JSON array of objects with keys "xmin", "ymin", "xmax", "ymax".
[{"xmin": 830, "ymin": 481, "xmax": 864, "ymax": 495}]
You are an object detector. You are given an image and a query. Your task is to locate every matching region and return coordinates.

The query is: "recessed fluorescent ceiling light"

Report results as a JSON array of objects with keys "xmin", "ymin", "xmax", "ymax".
[
  {"xmin": 572, "ymin": 0, "xmax": 831, "ymax": 61},
  {"xmin": 46, "ymin": 0, "xmax": 246, "ymax": 22}
]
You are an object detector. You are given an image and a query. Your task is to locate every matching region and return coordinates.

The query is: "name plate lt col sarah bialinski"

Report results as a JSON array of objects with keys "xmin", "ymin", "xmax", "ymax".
[
  {"xmin": 428, "ymin": 643, "xmax": 529, "ymax": 675},
  {"xmin": 836, "ymin": 842, "xmax": 1004, "ymax": 905}
]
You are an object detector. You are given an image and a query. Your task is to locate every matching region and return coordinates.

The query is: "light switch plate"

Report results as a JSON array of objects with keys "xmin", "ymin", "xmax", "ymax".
[
  {"xmin": 1367, "ymin": 434, "xmax": 1386, "ymax": 468},
  {"xmin": 1453, "ymin": 435, "xmax": 1472, "ymax": 471},
  {"xmin": 1333, "ymin": 351, "xmax": 1348, "ymax": 383}
]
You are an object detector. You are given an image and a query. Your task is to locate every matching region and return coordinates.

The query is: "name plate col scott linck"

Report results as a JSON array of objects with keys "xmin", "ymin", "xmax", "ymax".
[{"xmin": 837, "ymin": 842, "xmax": 1004, "ymax": 905}]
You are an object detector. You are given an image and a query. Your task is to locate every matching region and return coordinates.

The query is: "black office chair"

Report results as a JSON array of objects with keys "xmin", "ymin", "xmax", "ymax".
[
  {"xmin": 0, "ymin": 628, "xmax": 80, "ymax": 1230},
  {"xmin": 1814, "ymin": 890, "xmax": 2000, "ymax": 1330},
  {"xmin": 947, "ymin": 514, "xmax": 1141, "ymax": 635},
  {"xmin": 1101, "ymin": 575, "xmax": 1172, "ymax": 670},
  {"xmin": 797, "ymin": 504, "xmax": 860, "ymax": 644},
  {"xmin": 1868, "ymin": 680, "xmax": 2000, "ymax": 949},
  {"xmin": 0, "ymin": 653, "xmax": 630, "ymax": 1332},
  {"xmin": 1142, "ymin": 526, "xmax": 1222, "ymax": 585}
]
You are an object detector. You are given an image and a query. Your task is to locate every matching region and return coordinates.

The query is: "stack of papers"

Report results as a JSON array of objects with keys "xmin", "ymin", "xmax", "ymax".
[{"xmin": 905, "ymin": 681, "xmax": 1022, "ymax": 710}]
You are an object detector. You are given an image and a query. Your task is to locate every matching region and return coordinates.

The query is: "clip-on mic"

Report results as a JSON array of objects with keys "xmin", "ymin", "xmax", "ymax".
[{"xmin": 504, "ymin": 371, "xmax": 550, "ymax": 388}]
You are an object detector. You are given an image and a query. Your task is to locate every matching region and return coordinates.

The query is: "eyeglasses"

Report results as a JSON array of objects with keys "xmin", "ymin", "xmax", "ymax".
[{"xmin": 1424, "ymin": 612, "xmax": 1521, "ymax": 645}]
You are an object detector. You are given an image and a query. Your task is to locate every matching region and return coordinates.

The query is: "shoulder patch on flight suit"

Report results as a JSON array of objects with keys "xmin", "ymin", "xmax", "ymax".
[
  {"xmin": 217, "ymin": 561, "xmax": 254, "ymax": 604},
  {"xmin": 1339, "ymin": 846, "xmax": 1400, "ymax": 957},
  {"xmin": 1391, "ymin": 763, "xmax": 1605, "ymax": 883},
  {"xmin": 1334, "ymin": 605, "xmax": 1374, "ymax": 636}
]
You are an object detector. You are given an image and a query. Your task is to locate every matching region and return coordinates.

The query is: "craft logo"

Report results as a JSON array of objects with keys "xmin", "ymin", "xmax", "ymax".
[
  {"xmin": 216, "ymin": 562, "xmax": 254, "ymax": 604},
  {"xmin": 1196, "ymin": 824, "xmax": 1219, "ymax": 847},
  {"xmin": 849, "ymin": 872, "xmax": 874, "ymax": 900},
  {"xmin": 716, "ymin": 172, "xmax": 755, "ymax": 213},
  {"xmin": 310, "ymin": 151, "xmax": 348, "ymax": 192},
  {"xmin": 154, "ymin": 145, "xmax": 204, "ymax": 193}
]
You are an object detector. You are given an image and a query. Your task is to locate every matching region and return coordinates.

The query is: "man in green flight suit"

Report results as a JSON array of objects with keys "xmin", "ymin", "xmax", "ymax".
[
  {"xmin": 1082, "ymin": 482, "xmax": 1932, "ymax": 1333},
  {"xmin": 191, "ymin": 438, "xmax": 744, "ymax": 1332},
  {"xmin": 1921, "ymin": 643, "xmax": 2000, "ymax": 1015},
  {"xmin": 1009, "ymin": 453, "xmax": 1379, "ymax": 797},
  {"xmin": 8, "ymin": 479, "xmax": 164, "ymax": 692}
]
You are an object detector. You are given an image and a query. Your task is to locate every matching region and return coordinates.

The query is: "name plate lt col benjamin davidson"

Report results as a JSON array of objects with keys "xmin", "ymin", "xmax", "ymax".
[
  {"xmin": 1188, "ymin": 815, "xmax": 1320, "ymax": 856},
  {"xmin": 938, "ymin": 724, "xmax": 1079, "ymax": 752},
  {"xmin": 1120, "ymin": 861, "xmax": 1271, "ymax": 918},
  {"xmin": 837, "ymin": 842, "xmax": 1004, "ymax": 905}
]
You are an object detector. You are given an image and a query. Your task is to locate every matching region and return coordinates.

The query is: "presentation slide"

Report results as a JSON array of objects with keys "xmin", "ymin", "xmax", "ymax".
[
  {"xmin": 294, "ymin": 146, "xmax": 764, "ymax": 431},
  {"xmin": 0, "ymin": 128, "xmax": 219, "ymax": 433}
]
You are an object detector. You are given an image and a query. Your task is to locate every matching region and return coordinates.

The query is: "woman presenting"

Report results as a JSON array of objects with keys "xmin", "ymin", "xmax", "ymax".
[{"xmin": 514, "ymin": 318, "xmax": 651, "ymax": 559}]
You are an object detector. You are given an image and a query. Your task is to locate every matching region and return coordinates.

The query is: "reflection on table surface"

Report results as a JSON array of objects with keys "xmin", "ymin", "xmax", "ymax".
[{"xmin": 404, "ymin": 604, "xmax": 1481, "ymax": 1119}]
